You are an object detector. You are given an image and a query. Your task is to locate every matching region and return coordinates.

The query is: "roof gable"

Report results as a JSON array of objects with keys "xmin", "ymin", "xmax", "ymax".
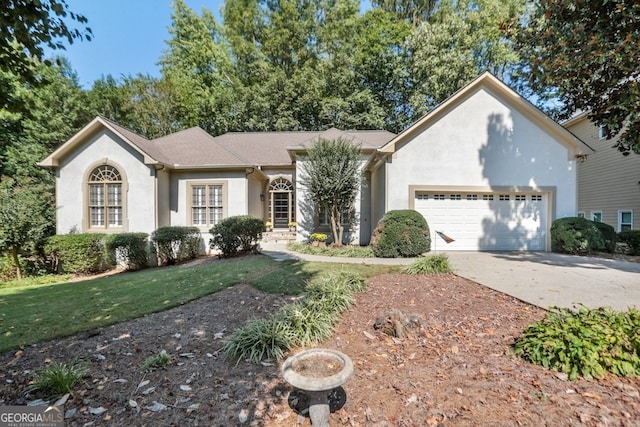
[
  {"xmin": 379, "ymin": 72, "xmax": 593, "ymax": 158},
  {"xmin": 38, "ymin": 116, "xmax": 162, "ymax": 167}
]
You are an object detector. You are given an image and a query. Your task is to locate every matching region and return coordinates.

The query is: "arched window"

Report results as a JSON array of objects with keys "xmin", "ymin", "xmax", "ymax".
[
  {"xmin": 88, "ymin": 165, "xmax": 123, "ymax": 228},
  {"xmin": 269, "ymin": 177, "xmax": 294, "ymax": 192}
]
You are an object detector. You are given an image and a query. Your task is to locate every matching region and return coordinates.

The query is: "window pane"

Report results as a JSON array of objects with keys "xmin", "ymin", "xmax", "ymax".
[
  {"xmin": 209, "ymin": 185, "xmax": 222, "ymax": 207},
  {"xmin": 108, "ymin": 207, "xmax": 122, "ymax": 226},
  {"xmin": 90, "ymin": 184, "xmax": 103, "ymax": 206},
  {"xmin": 192, "ymin": 207, "xmax": 207, "ymax": 225},
  {"xmin": 91, "ymin": 207, "xmax": 104, "ymax": 226},
  {"xmin": 621, "ymin": 212, "xmax": 632, "ymax": 223},
  {"xmin": 192, "ymin": 186, "xmax": 206, "ymax": 207},
  {"xmin": 107, "ymin": 184, "xmax": 121, "ymax": 206},
  {"xmin": 210, "ymin": 207, "xmax": 223, "ymax": 225}
]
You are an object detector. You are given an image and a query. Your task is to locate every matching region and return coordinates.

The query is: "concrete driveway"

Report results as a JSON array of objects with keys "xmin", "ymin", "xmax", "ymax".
[
  {"xmin": 446, "ymin": 251, "xmax": 640, "ymax": 312},
  {"xmin": 260, "ymin": 243, "xmax": 640, "ymax": 312}
]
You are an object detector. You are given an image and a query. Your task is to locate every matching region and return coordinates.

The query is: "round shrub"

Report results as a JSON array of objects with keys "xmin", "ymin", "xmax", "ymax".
[
  {"xmin": 106, "ymin": 232, "xmax": 149, "ymax": 270},
  {"xmin": 151, "ymin": 226, "xmax": 201, "ymax": 265},
  {"xmin": 550, "ymin": 217, "xmax": 615, "ymax": 254},
  {"xmin": 209, "ymin": 215, "xmax": 263, "ymax": 258},
  {"xmin": 45, "ymin": 233, "xmax": 109, "ymax": 274},
  {"xmin": 371, "ymin": 210, "xmax": 430, "ymax": 258}
]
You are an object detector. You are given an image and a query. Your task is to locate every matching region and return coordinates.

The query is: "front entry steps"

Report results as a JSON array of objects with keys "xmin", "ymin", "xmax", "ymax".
[{"xmin": 262, "ymin": 229, "xmax": 297, "ymax": 243}]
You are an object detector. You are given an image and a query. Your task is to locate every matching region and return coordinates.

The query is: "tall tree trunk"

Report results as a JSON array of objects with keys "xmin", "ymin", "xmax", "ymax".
[
  {"xmin": 11, "ymin": 247, "xmax": 22, "ymax": 281},
  {"xmin": 330, "ymin": 207, "xmax": 343, "ymax": 247}
]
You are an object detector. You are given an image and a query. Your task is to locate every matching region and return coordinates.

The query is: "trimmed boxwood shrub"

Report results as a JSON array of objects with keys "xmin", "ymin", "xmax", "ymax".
[
  {"xmin": 618, "ymin": 230, "xmax": 640, "ymax": 256},
  {"xmin": 106, "ymin": 233, "xmax": 149, "ymax": 270},
  {"xmin": 45, "ymin": 233, "xmax": 109, "ymax": 274},
  {"xmin": 209, "ymin": 215, "xmax": 263, "ymax": 258},
  {"xmin": 550, "ymin": 217, "xmax": 615, "ymax": 254},
  {"xmin": 371, "ymin": 210, "xmax": 431, "ymax": 258},
  {"xmin": 151, "ymin": 226, "xmax": 201, "ymax": 265}
]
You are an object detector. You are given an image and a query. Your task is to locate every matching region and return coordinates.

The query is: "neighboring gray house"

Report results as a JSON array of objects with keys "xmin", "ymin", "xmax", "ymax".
[
  {"xmin": 564, "ymin": 113, "xmax": 640, "ymax": 232},
  {"xmin": 39, "ymin": 72, "xmax": 593, "ymax": 251}
]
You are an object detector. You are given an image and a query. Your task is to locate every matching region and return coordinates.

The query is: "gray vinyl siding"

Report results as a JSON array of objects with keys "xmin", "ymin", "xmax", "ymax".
[{"xmin": 569, "ymin": 117, "xmax": 640, "ymax": 231}]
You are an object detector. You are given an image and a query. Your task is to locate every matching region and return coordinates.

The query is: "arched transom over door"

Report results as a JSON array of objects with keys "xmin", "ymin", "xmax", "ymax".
[{"xmin": 268, "ymin": 177, "xmax": 295, "ymax": 229}]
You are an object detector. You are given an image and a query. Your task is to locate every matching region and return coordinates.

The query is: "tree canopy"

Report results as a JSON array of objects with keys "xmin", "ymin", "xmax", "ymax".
[
  {"xmin": 299, "ymin": 138, "xmax": 362, "ymax": 246},
  {"xmin": 517, "ymin": 0, "xmax": 640, "ymax": 155},
  {"xmin": 0, "ymin": 0, "xmax": 92, "ymax": 82}
]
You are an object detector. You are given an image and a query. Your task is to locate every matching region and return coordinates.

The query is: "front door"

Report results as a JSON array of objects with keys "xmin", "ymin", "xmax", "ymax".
[{"xmin": 273, "ymin": 192, "xmax": 289, "ymax": 228}]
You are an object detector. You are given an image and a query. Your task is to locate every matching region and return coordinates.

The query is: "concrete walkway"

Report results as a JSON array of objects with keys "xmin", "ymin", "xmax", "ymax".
[{"xmin": 259, "ymin": 243, "xmax": 640, "ymax": 312}]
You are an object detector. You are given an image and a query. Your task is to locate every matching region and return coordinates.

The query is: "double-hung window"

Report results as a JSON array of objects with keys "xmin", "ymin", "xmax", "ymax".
[
  {"xmin": 619, "ymin": 210, "xmax": 633, "ymax": 231},
  {"xmin": 191, "ymin": 183, "xmax": 225, "ymax": 227},
  {"xmin": 88, "ymin": 165, "xmax": 123, "ymax": 229}
]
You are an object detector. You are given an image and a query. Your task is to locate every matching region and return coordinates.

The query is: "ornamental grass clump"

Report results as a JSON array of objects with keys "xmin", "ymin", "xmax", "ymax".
[
  {"xmin": 281, "ymin": 303, "xmax": 336, "ymax": 347},
  {"xmin": 224, "ymin": 317, "xmax": 295, "ymax": 363},
  {"xmin": 224, "ymin": 270, "xmax": 366, "ymax": 363},
  {"xmin": 514, "ymin": 305, "xmax": 640, "ymax": 380},
  {"xmin": 404, "ymin": 254, "xmax": 453, "ymax": 275},
  {"xmin": 27, "ymin": 360, "xmax": 88, "ymax": 398}
]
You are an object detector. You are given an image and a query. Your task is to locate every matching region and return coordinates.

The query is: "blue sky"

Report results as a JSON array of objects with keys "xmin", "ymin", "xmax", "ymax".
[{"xmin": 58, "ymin": 0, "xmax": 224, "ymax": 88}]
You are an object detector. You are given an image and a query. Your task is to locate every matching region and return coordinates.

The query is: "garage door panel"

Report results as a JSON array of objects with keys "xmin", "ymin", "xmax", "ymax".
[{"xmin": 416, "ymin": 191, "xmax": 547, "ymax": 251}]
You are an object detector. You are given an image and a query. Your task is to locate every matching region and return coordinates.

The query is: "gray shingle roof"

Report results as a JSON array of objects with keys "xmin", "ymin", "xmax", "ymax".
[
  {"xmin": 151, "ymin": 127, "xmax": 396, "ymax": 168},
  {"xmin": 98, "ymin": 119, "xmax": 396, "ymax": 168}
]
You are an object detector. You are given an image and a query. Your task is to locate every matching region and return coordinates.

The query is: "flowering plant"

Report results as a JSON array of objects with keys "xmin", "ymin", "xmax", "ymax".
[
  {"xmin": 310, "ymin": 232, "xmax": 328, "ymax": 242},
  {"xmin": 288, "ymin": 221, "xmax": 297, "ymax": 228},
  {"xmin": 264, "ymin": 221, "xmax": 272, "ymax": 228}
]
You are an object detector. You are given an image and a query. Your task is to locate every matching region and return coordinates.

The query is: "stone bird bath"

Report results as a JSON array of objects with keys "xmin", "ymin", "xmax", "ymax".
[{"xmin": 282, "ymin": 348, "xmax": 354, "ymax": 426}]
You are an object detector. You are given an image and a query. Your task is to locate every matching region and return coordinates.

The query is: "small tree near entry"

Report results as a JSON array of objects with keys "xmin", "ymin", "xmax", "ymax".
[{"xmin": 299, "ymin": 138, "xmax": 362, "ymax": 246}]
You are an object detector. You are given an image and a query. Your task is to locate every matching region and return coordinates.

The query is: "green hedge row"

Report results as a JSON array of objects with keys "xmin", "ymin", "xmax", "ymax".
[
  {"xmin": 42, "ymin": 226, "xmax": 204, "ymax": 275},
  {"xmin": 550, "ymin": 217, "xmax": 640, "ymax": 256},
  {"xmin": 618, "ymin": 230, "xmax": 640, "ymax": 256},
  {"xmin": 550, "ymin": 217, "xmax": 616, "ymax": 254}
]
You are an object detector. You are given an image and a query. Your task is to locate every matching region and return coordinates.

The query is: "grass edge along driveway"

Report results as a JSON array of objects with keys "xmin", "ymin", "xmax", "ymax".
[{"xmin": 0, "ymin": 255, "xmax": 396, "ymax": 354}]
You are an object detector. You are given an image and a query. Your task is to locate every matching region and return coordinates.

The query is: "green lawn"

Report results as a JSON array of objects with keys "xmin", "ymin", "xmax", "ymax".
[{"xmin": 0, "ymin": 255, "xmax": 396, "ymax": 353}]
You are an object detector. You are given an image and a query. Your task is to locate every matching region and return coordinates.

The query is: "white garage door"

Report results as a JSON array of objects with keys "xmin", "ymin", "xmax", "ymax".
[{"xmin": 415, "ymin": 191, "xmax": 548, "ymax": 251}]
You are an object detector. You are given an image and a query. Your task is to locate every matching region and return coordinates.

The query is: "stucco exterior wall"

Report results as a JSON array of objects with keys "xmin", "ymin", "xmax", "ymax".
[
  {"xmin": 169, "ymin": 170, "xmax": 248, "ymax": 253},
  {"xmin": 55, "ymin": 129, "xmax": 157, "ymax": 235},
  {"xmin": 156, "ymin": 168, "xmax": 171, "ymax": 228},
  {"xmin": 369, "ymin": 162, "xmax": 386, "ymax": 231},
  {"xmin": 568, "ymin": 117, "xmax": 640, "ymax": 231},
  {"xmin": 385, "ymin": 88, "xmax": 578, "ymax": 220},
  {"xmin": 247, "ymin": 172, "xmax": 265, "ymax": 219}
]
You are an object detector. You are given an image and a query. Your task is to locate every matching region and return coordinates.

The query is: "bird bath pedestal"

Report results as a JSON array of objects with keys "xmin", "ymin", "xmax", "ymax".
[{"xmin": 282, "ymin": 348, "xmax": 354, "ymax": 427}]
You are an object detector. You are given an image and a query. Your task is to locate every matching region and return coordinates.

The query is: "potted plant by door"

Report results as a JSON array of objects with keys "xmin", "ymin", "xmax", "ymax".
[
  {"xmin": 310, "ymin": 233, "xmax": 328, "ymax": 247},
  {"xmin": 265, "ymin": 221, "xmax": 272, "ymax": 232},
  {"xmin": 288, "ymin": 221, "xmax": 297, "ymax": 232}
]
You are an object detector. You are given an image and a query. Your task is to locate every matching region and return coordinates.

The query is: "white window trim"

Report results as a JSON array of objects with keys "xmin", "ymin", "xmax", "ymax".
[
  {"xmin": 618, "ymin": 209, "xmax": 633, "ymax": 232},
  {"xmin": 591, "ymin": 211, "xmax": 603, "ymax": 222},
  {"xmin": 577, "ymin": 211, "xmax": 586, "ymax": 218},
  {"xmin": 598, "ymin": 125, "xmax": 609, "ymax": 140}
]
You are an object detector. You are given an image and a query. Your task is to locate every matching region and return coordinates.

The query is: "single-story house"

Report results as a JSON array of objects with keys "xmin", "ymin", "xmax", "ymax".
[
  {"xmin": 39, "ymin": 72, "xmax": 594, "ymax": 251},
  {"xmin": 564, "ymin": 113, "xmax": 639, "ymax": 232}
]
